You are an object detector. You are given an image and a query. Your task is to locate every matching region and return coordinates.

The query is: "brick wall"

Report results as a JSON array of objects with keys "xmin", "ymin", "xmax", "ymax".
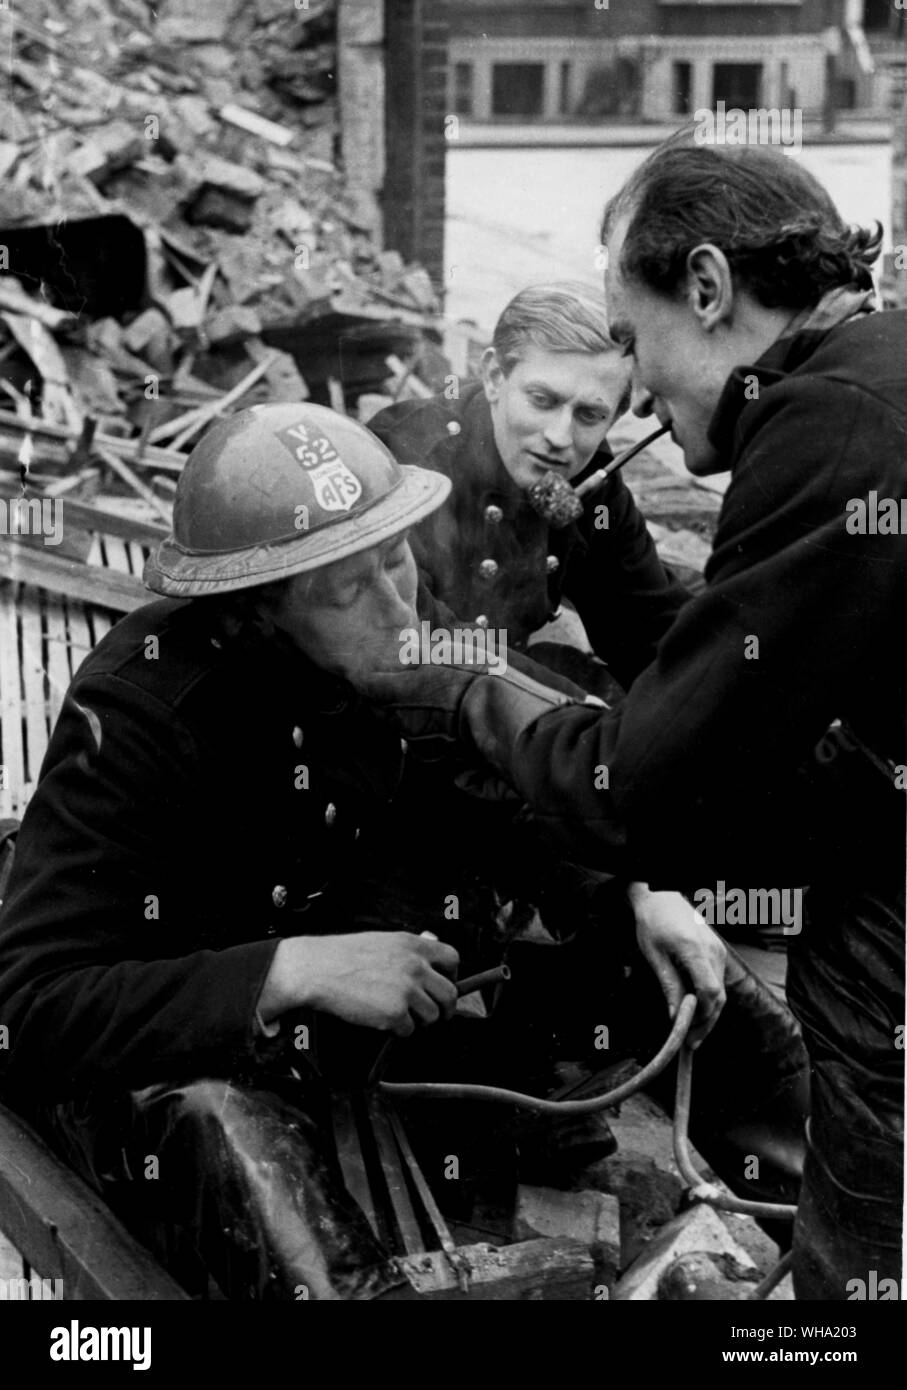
[{"xmin": 384, "ymin": 0, "xmax": 449, "ymax": 290}]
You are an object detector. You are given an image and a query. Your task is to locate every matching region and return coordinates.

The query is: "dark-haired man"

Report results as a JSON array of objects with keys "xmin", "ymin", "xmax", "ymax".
[{"xmin": 361, "ymin": 141, "xmax": 906, "ymax": 1300}]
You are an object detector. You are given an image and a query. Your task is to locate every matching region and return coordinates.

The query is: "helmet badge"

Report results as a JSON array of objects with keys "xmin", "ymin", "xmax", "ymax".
[{"xmin": 278, "ymin": 420, "xmax": 363, "ymax": 514}]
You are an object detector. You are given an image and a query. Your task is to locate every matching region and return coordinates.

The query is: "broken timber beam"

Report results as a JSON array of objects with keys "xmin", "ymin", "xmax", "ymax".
[
  {"xmin": 0, "ymin": 1101, "xmax": 189, "ymax": 1300},
  {"xmin": 398, "ymin": 1239, "xmax": 596, "ymax": 1301},
  {"xmin": 0, "ymin": 410, "xmax": 187, "ymax": 473},
  {"xmin": 0, "ymin": 540, "xmax": 148, "ymax": 613}
]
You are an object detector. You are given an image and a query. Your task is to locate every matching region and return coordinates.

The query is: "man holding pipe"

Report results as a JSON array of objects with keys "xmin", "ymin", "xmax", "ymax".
[{"xmin": 360, "ymin": 141, "xmax": 906, "ymax": 1300}]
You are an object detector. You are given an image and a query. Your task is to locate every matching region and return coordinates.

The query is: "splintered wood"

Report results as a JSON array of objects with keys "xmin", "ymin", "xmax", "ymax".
[{"xmin": 0, "ymin": 522, "xmax": 152, "ymax": 819}]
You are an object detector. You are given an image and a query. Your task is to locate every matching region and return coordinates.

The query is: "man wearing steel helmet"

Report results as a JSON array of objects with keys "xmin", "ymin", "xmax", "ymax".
[
  {"xmin": 0, "ymin": 404, "xmax": 464, "ymax": 1300},
  {"xmin": 0, "ymin": 401, "xmax": 804, "ymax": 1300}
]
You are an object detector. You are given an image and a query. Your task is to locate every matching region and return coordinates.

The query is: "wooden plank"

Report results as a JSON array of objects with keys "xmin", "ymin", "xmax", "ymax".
[
  {"xmin": 0, "ymin": 1102, "xmax": 190, "ymax": 1300},
  {"xmin": 47, "ymin": 496, "xmax": 168, "ymax": 548},
  {"xmin": 149, "ymin": 354, "xmax": 276, "ymax": 447},
  {"xmin": 0, "ymin": 281, "xmax": 77, "ymax": 332},
  {"xmin": 398, "ymin": 1239, "xmax": 596, "ymax": 1301},
  {"xmin": 0, "ymin": 588, "xmax": 25, "ymax": 819},
  {"xmin": 0, "ymin": 542, "xmax": 147, "ymax": 613},
  {"xmin": 366, "ymin": 1095, "xmax": 425, "ymax": 1256},
  {"xmin": 87, "ymin": 607, "xmax": 114, "ymax": 646},
  {"xmin": 331, "ymin": 1094, "xmax": 381, "ymax": 1241},
  {"xmin": 85, "ymin": 535, "xmax": 104, "ymax": 566},
  {"xmin": 96, "ymin": 447, "xmax": 171, "ymax": 525},
  {"xmin": 0, "ymin": 410, "xmax": 187, "ymax": 474},
  {"xmin": 44, "ymin": 592, "xmax": 71, "ymax": 726},
  {"xmin": 101, "ymin": 536, "xmax": 133, "ymax": 576},
  {"xmin": 127, "ymin": 541, "xmax": 147, "ymax": 578},
  {"xmin": 18, "ymin": 586, "xmax": 49, "ymax": 788},
  {"xmin": 64, "ymin": 598, "xmax": 93, "ymax": 682},
  {"xmin": 0, "ymin": 311, "xmax": 82, "ymax": 432}
]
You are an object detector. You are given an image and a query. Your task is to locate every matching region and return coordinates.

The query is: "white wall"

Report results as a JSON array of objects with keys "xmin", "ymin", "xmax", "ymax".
[{"xmin": 445, "ymin": 140, "xmax": 893, "ymax": 330}]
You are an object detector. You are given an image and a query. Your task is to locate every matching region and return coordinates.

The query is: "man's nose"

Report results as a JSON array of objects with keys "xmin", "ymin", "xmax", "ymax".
[
  {"xmin": 377, "ymin": 573, "xmax": 414, "ymax": 626},
  {"xmin": 631, "ymin": 378, "xmax": 655, "ymax": 419},
  {"xmin": 543, "ymin": 406, "xmax": 574, "ymax": 451}
]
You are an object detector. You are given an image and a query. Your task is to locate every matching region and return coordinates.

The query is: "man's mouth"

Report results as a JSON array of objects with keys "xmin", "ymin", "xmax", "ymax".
[{"xmin": 528, "ymin": 451, "xmax": 570, "ymax": 469}]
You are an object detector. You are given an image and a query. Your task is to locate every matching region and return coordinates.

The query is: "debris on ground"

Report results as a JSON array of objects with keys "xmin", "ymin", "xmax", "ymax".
[{"xmin": 0, "ymin": 0, "xmax": 474, "ymax": 610}]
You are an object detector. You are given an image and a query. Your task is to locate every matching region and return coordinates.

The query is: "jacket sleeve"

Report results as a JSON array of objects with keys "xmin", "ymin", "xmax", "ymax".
[
  {"xmin": 0, "ymin": 674, "xmax": 283, "ymax": 1100},
  {"xmin": 564, "ymin": 472, "xmax": 691, "ymax": 689},
  {"xmin": 462, "ymin": 378, "xmax": 906, "ymax": 885}
]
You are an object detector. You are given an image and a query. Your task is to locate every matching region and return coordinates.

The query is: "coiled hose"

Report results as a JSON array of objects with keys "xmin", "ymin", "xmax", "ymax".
[{"xmin": 379, "ymin": 990, "xmax": 797, "ymax": 1297}]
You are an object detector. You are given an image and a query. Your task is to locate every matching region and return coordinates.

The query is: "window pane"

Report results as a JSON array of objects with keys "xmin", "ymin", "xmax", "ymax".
[
  {"xmin": 453, "ymin": 62, "xmax": 473, "ymax": 116},
  {"xmin": 491, "ymin": 63, "xmax": 545, "ymax": 117},
  {"xmin": 712, "ymin": 63, "xmax": 762, "ymax": 109},
  {"xmin": 673, "ymin": 61, "xmax": 692, "ymax": 115}
]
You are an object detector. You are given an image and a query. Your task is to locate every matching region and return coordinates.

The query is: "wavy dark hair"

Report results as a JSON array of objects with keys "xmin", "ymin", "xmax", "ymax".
[{"xmin": 601, "ymin": 140, "xmax": 882, "ymax": 310}]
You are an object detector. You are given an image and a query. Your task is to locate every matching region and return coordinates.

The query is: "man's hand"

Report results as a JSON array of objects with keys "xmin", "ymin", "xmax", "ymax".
[
  {"xmin": 628, "ymin": 883, "xmax": 726, "ymax": 1048},
  {"xmin": 259, "ymin": 930, "xmax": 460, "ymax": 1037}
]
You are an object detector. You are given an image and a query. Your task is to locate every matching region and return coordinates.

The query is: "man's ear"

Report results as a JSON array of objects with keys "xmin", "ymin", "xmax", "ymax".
[
  {"xmin": 685, "ymin": 243, "xmax": 734, "ymax": 332},
  {"xmin": 481, "ymin": 346, "xmax": 506, "ymax": 403}
]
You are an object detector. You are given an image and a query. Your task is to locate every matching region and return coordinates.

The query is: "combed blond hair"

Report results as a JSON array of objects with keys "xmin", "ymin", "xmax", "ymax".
[{"xmin": 492, "ymin": 281, "xmax": 619, "ymax": 374}]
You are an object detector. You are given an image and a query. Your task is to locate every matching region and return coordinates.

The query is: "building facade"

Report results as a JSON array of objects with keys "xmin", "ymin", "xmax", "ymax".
[{"xmin": 447, "ymin": 0, "xmax": 905, "ymax": 125}]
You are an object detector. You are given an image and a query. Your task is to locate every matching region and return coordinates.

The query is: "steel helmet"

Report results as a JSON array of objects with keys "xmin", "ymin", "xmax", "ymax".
[{"xmin": 144, "ymin": 402, "xmax": 451, "ymax": 597}]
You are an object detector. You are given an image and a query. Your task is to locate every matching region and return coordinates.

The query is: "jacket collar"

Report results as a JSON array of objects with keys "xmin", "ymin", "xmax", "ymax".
[{"xmin": 707, "ymin": 291, "xmax": 878, "ymax": 464}]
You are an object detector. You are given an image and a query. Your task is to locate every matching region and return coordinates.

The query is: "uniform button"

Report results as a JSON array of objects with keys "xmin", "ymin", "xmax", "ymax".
[
  {"xmin": 271, "ymin": 884, "xmax": 288, "ymax": 909},
  {"xmin": 484, "ymin": 504, "xmax": 503, "ymax": 524},
  {"xmin": 324, "ymin": 802, "xmax": 337, "ymax": 827},
  {"xmin": 446, "ymin": 421, "xmax": 461, "ymax": 435},
  {"xmin": 292, "ymin": 725, "xmax": 304, "ymax": 748},
  {"xmin": 478, "ymin": 558, "xmax": 498, "ymax": 580},
  {"xmin": 475, "ymin": 614, "xmax": 489, "ymax": 629},
  {"xmin": 546, "ymin": 554, "xmax": 560, "ymax": 573}
]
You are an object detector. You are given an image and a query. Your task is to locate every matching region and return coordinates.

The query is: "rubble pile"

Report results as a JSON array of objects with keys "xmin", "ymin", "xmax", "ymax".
[{"xmin": 0, "ymin": 0, "xmax": 453, "ymax": 571}]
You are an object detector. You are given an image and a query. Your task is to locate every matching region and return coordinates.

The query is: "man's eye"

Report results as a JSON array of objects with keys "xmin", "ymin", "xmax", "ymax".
[
  {"xmin": 528, "ymin": 392, "xmax": 554, "ymax": 409},
  {"xmin": 332, "ymin": 584, "xmax": 362, "ymax": 609},
  {"xmin": 577, "ymin": 409, "xmax": 607, "ymax": 427},
  {"xmin": 386, "ymin": 546, "xmax": 407, "ymax": 569}
]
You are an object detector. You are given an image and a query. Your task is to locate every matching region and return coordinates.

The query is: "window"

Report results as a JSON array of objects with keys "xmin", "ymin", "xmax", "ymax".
[
  {"xmin": 576, "ymin": 58, "xmax": 641, "ymax": 117},
  {"xmin": 712, "ymin": 63, "xmax": 762, "ymax": 109},
  {"xmin": 863, "ymin": 0, "xmax": 893, "ymax": 33},
  {"xmin": 673, "ymin": 61, "xmax": 692, "ymax": 115},
  {"xmin": 491, "ymin": 63, "xmax": 545, "ymax": 118},
  {"xmin": 559, "ymin": 61, "xmax": 571, "ymax": 116},
  {"xmin": 453, "ymin": 62, "xmax": 473, "ymax": 116},
  {"xmin": 837, "ymin": 76, "xmax": 856, "ymax": 110}
]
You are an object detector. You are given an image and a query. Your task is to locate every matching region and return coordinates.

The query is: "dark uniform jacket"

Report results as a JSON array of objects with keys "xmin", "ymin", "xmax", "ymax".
[
  {"xmin": 0, "ymin": 597, "xmax": 611, "ymax": 1105},
  {"xmin": 0, "ymin": 598, "xmax": 505, "ymax": 1103},
  {"xmin": 471, "ymin": 312, "xmax": 907, "ymax": 884},
  {"xmin": 369, "ymin": 382, "xmax": 689, "ymax": 691}
]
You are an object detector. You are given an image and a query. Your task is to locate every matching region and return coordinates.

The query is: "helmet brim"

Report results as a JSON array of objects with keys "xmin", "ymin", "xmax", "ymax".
[{"xmin": 143, "ymin": 464, "xmax": 451, "ymax": 598}]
